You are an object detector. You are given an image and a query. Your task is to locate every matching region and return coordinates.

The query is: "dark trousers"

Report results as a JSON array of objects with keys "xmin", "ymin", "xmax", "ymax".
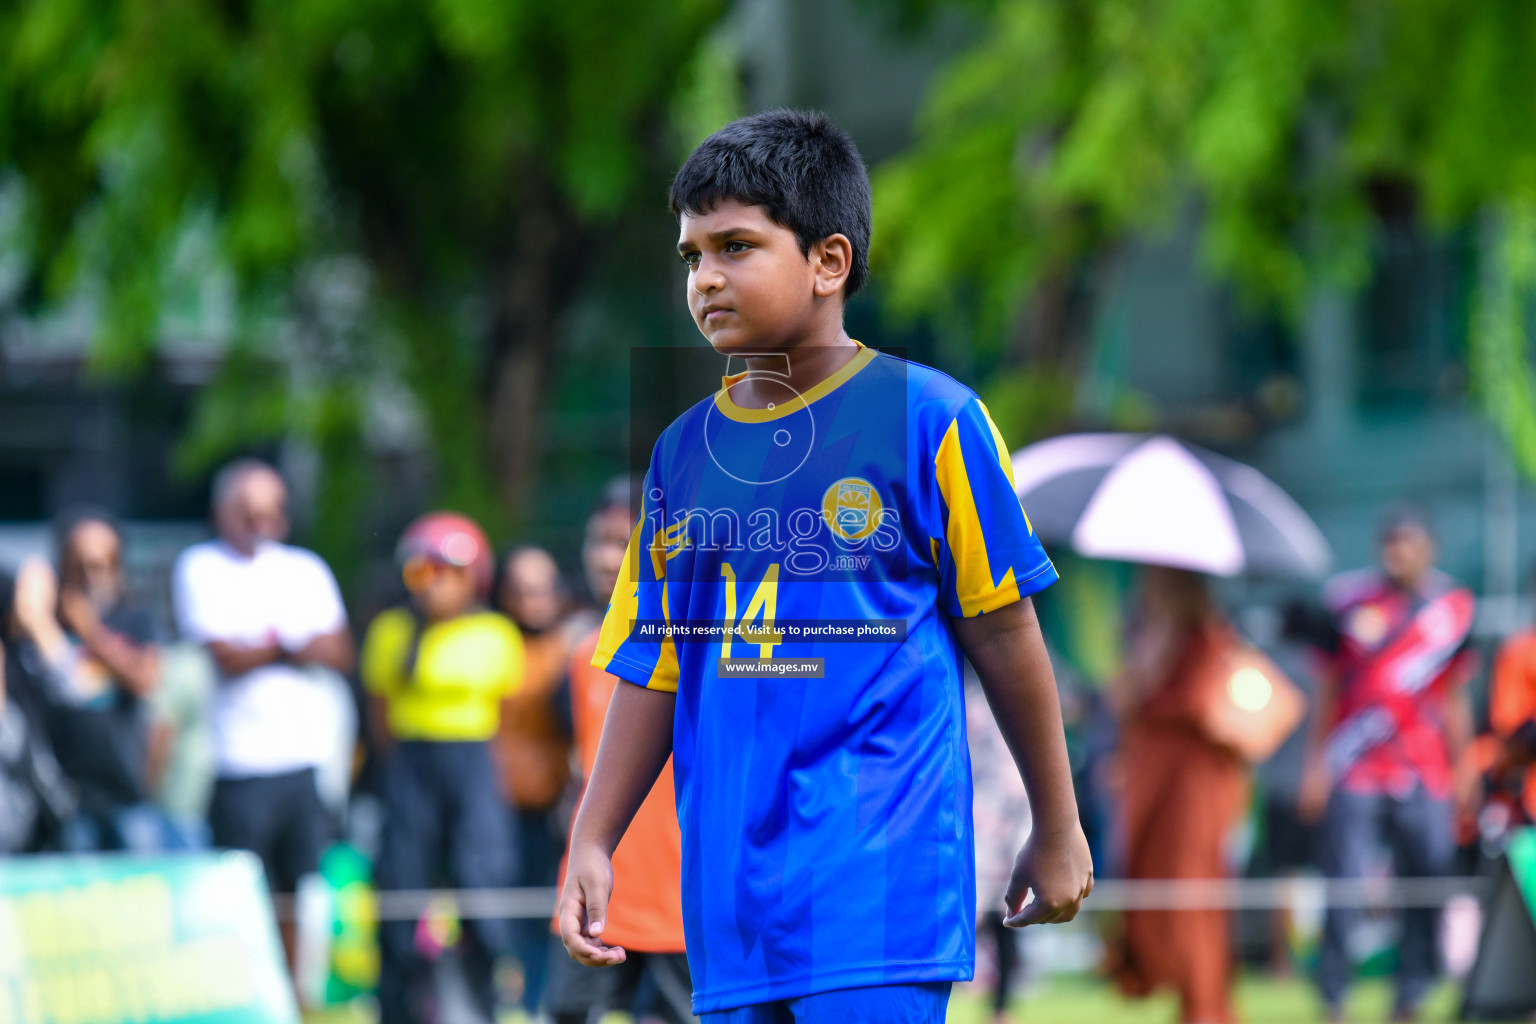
[
  {"xmin": 376, "ymin": 741, "xmax": 516, "ymax": 1024},
  {"xmin": 545, "ymin": 943, "xmax": 697, "ymax": 1024},
  {"xmin": 511, "ymin": 805, "xmax": 563, "ymax": 1011},
  {"xmin": 1315, "ymin": 784, "xmax": 1454, "ymax": 1012},
  {"xmin": 981, "ymin": 911, "xmax": 1021, "ymax": 1014},
  {"xmin": 209, "ymin": 767, "xmax": 329, "ymax": 892}
]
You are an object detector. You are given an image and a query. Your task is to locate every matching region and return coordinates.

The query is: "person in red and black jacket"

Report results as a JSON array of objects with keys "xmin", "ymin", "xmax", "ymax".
[{"xmin": 1298, "ymin": 507, "xmax": 1478, "ymax": 1024}]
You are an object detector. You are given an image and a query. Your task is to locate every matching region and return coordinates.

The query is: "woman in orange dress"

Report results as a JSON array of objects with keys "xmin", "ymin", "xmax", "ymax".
[{"xmin": 1111, "ymin": 567, "xmax": 1250, "ymax": 1024}]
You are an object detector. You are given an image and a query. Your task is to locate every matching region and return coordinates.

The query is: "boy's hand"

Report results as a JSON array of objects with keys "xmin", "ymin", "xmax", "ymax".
[
  {"xmin": 559, "ymin": 843, "xmax": 627, "ymax": 966},
  {"xmin": 1003, "ymin": 823, "xmax": 1093, "ymax": 927}
]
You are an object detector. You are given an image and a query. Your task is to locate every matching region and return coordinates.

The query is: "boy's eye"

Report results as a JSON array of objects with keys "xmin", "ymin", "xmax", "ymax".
[
  {"xmin": 725, "ymin": 241, "xmax": 750, "ymax": 254},
  {"xmin": 679, "ymin": 250, "xmax": 700, "ymax": 268}
]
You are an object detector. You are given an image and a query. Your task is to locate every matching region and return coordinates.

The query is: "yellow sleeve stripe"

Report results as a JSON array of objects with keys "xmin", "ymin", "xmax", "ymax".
[
  {"xmin": 591, "ymin": 517, "xmax": 681, "ymax": 692},
  {"xmin": 976, "ymin": 400, "xmax": 1016, "ymax": 488},
  {"xmin": 650, "ymin": 520, "xmax": 669, "ymax": 581},
  {"xmin": 976, "ymin": 399, "xmax": 1032, "ymax": 535},
  {"xmin": 935, "ymin": 415, "xmax": 1021, "ymax": 617},
  {"xmin": 647, "ymin": 582, "xmax": 680, "ymax": 692}
]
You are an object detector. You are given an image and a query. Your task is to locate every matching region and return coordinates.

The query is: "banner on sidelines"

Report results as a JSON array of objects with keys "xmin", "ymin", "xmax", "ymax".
[
  {"xmin": 0, "ymin": 852, "xmax": 297, "ymax": 1024},
  {"xmin": 1515, "ymin": 827, "xmax": 1536, "ymax": 914}
]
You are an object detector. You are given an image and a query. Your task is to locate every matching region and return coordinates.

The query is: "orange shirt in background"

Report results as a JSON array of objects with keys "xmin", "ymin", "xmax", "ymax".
[
  {"xmin": 1489, "ymin": 630, "xmax": 1536, "ymax": 822},
  {"xmin": 494, "ymin": 628, "xmax": 572, "ymax": 810},
  {"xmin": 557, "ymin": 627, "xmax": 686, "ymax": 952}
]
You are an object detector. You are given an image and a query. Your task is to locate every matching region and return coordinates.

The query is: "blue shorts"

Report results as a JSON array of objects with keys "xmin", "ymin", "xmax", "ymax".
[{"xmin": 701, "ymin": 982, "xmax": 952, "ymax": 1023}]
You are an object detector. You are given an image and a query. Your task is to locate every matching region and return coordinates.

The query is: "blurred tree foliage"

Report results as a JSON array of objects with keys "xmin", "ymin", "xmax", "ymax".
[
  {"xmin": 874, "ymin": 0, "xmax": 1536, "ymax": 462},
  {"xmin": 0, "ymin": 0, "xmax": 723, "ymax": 576}
]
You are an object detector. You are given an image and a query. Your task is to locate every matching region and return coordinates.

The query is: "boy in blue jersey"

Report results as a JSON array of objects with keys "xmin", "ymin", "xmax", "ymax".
[{"xmin": 559, "ymin": 109, "xmax": 1092, "ymax": 1023}]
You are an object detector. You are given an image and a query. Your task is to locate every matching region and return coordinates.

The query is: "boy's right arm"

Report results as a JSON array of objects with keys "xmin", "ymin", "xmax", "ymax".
[
  {"xmin": 953, "ymin": 597, "xmax": 1093, "ymax": 926},
  {"xmin": 559, "ymin": 679, "xmax": 677, "ymax": 965}
]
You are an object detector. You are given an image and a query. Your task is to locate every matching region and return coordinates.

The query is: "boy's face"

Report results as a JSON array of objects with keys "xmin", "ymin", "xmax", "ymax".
[{"xmin": 677, "ymin": 200, "xmax": 844, "ymax": 353}]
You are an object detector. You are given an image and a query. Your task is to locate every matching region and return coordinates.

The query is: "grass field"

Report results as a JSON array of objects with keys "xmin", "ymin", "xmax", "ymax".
[
  {"xmin": 945, "ymin": 974, "xmax": 1467, "ymax": 1023},
  {"xmin": 308, "ymin": 974, "xmax": 1487, "ymax": 1024}
]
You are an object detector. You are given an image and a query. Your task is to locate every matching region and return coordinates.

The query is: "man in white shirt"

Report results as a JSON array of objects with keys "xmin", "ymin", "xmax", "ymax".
[{"xmin": 172, "ymin": 459, "xmax": 355, "ymax": 905}]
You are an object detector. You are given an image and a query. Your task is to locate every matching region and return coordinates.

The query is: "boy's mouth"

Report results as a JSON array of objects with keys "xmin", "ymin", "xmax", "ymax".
[{"xmin": 701, "ymin": 305, "xmax": 734, "ymax": 323}]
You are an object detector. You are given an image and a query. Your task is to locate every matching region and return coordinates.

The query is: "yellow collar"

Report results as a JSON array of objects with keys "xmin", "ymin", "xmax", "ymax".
[{"xmin": 713, "ymin": 341, "xmax": 876, "ymax": 423}]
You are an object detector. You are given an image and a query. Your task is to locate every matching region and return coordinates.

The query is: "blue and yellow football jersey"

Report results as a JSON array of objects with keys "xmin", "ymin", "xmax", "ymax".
[{"xmin": 594, "ymin": 341, "xmax": 1057, "ymax": 1013}]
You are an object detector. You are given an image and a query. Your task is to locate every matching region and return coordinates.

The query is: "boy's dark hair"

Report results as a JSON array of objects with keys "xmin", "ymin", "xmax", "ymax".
[{"xmin": 669, "ymin": 109, "xmax": 872, "ymax": 297}]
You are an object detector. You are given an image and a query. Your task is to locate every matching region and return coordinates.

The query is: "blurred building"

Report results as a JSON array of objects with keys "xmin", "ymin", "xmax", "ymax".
[
  {"xmin": 736, "ymin": 0, "xmax": 1534, "ymax": 632},
  {"xmin": 0, "ymin": 0, "xmax": 1531, "ymax": 632},
  {"xmin": 1085, "ymin": 197, "xmax": 1526, "ymax": 634}
]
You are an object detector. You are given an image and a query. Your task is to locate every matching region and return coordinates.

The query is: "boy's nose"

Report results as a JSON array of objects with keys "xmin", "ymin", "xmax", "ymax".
[{"xmin": 693, "ymin": 267, "xmax": 725, "ymax": 294}]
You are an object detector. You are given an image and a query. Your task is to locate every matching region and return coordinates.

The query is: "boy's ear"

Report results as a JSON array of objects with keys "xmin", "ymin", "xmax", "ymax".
[{"xmin": 810, "ymin": 234, "xmax": 854, "ymax": 298}]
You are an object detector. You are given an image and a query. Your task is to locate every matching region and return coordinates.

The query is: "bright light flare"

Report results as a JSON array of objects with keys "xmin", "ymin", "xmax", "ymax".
[{"xmin": 1228, "ymin": 667, "xmax": 1273, "ymax": 712}]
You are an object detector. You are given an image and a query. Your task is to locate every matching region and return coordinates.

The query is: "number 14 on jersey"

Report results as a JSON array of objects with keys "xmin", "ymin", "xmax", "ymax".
[{"xmin": 720, "ymin": 562, "xmax": 781, "ymax": 659}]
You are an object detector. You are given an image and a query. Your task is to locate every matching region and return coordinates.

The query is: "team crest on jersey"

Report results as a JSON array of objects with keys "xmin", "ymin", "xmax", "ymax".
[{"xmin": 822, "ymin": 477, "xmax": 882, "ymax": 541}]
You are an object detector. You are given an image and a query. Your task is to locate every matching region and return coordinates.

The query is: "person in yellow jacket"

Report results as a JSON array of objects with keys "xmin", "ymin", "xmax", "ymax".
[{"xmin": 361, "ymin": 512, "xmax": 525, "ymax": 1024}]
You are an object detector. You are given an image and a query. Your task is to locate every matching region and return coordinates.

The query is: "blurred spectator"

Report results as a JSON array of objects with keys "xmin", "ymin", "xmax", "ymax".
[
  {"xmin": 360, "ymin": 512, "xmax": 523, "ymax": 1024},
  {"xmin": 1466, "ymin": 564, "xmax": 1536, "ymax": 846},
  {"xmin": 493, "ymin": 544, "xmax": 578, "ymax": 1012},
  {"xmin": 545, "ymin": 480, "xmax": 695, "ymax": 1024},
  {"xmin": 1109, "ymin": 567, "xmax": 1249, "ymax": 1024},
  {"xmin": 45, "ymin": 510, "xmax": 168, "ymax": 851},
  {"xmin": 567, "ymin": 479, "xmax": 636, "ymax": 633},
  {"xmin": 172, "ymin": 460, "xmax": 355, "ymax": 908},
  {"xmin": 1075, "ymin": 685, "xmax": 1121, "ymax": 881},
  {"xmin": 0, "ymin": 568, "xmax": 77, "ymax": 853},
  {"xmin": 1250, "ymin": 610, "xmax": 1322, "ymax": 975},
  {"xmin": 147, "ymin": 642, "xmax": 217, "ymax": 847},
  {"xmin": 1297, "ymin": 508, "xmax": 1476, "ymax": 1023},
  {"xmin": 967, "ymin": 666, "xmax": 1031, "ymax": 1024},
  {"xmin": 576, "ymin": 478, "xmax": 633, "ymax": 624}
]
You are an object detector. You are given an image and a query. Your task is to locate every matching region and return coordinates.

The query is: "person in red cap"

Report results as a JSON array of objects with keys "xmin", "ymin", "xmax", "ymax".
[{"xmin": 360, "ymin": 512, "xmax": 527, "ymax": 1024}]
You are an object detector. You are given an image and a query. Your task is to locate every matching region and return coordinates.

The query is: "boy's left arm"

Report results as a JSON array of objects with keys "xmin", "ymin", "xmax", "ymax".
[{"xmin": 952, "ymin": 595, "xmax": 1093, "ymax": 926}]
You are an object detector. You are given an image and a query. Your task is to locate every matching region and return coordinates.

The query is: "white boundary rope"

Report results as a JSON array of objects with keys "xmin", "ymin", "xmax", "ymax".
[
  {"xmin": 272, "ymin": 876, "xmax": 1493, "ymax": 921},
  {"xmin": 1080, "ymin": 876, "xmax": 1489, "ymax": 911}
]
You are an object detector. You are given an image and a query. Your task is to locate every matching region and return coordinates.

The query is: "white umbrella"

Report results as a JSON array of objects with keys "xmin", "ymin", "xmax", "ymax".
[{"xmin": 1012, "ymin": 433, "xmax": 1331, "ymax": 579}]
